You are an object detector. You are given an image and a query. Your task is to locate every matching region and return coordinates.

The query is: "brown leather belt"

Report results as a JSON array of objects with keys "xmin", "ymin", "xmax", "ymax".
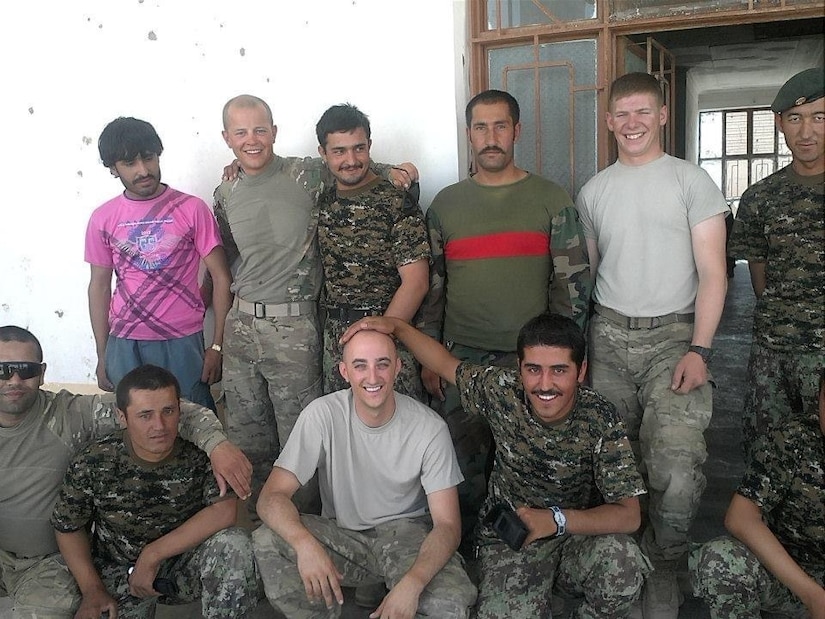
[{"xmin": 594, "ymin": 304, "xmax": 694, "ymax": 330}]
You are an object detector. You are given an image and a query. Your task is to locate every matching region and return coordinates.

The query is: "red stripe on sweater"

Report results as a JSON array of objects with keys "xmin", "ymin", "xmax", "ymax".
[{"xmin": 444, "ymin": 231, "xmax": 549, "ymax": 260}]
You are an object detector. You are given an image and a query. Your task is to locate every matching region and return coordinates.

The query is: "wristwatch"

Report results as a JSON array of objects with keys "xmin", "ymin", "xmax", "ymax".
[
  {"xmin": 687, "ymin": 345, "xmax": 713, "ymax": 364},
  {"xmin": 550, "ymin": 505, "xmax": 566, "ymax": 537},
  {"xmin": 210, "ymin": 343, "xmax": 223, "ymax": 354}
]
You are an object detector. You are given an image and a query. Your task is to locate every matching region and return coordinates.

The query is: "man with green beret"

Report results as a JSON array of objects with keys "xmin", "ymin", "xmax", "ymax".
[{"xmin": 728, "ymin": 66, "xmax": 824, "ymax": 453}]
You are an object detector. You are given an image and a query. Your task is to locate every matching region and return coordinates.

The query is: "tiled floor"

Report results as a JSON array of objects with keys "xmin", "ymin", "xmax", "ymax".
[{"xmin": 1, "ymin": 263, "xmax": 756, "ymax": 618}]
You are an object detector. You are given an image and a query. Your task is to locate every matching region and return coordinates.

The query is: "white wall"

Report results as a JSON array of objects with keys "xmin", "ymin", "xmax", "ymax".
[{"xmin": 1, "ymin": 0, "xmax": 468, "ymax": 384}]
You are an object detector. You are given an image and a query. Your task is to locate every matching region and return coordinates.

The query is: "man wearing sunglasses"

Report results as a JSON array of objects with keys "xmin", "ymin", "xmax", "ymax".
[{"xmin": 0, "ymin": 325, "xmax": 251, "ymax": 617}]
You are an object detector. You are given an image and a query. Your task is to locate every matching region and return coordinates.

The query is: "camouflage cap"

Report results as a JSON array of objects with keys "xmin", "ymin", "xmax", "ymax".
[{"xmin": 771, "ymin": 67, "xmax": 824, "ymax": 114}]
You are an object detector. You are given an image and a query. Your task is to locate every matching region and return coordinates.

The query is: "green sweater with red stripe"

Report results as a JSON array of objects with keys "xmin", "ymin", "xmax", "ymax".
[{"xmin": 419, "ymin": 173, "xmax": 591, "ymax": 351}]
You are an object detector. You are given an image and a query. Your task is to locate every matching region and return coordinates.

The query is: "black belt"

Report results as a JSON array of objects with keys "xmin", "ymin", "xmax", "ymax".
[
  {"xmin": 594, "ymin": 304, "xmax": 694, "ymax": 330},
  {"xmin": 325, "ymin": 306, "xmax": 383, "ymax": 324}
]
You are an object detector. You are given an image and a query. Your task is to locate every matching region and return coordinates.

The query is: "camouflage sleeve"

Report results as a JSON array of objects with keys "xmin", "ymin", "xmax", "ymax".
[
  {"xmin": 50, "ymin": 447, "xmax": 97, "ymax": 532},
  {"xmin": 212, "ymin": 183, "xmax": 241, "ymax": 267},
  {"xmin": 593, "ymin": 408, "xmax": 646, "ymax": 502},
  {"xmin": 392, "ymin": 191, "xmax": 430, "ymax": 267},
  {"xmin": 549, "ymin": 205, "xmax": 593, "ymax": 333},
  {"xmin": 178, "ymin": 400, "xmax": 229, "ymax": 456},
  {"xmin": 736, "ymin": 427, "xmax": 793, "ymax": 512},
  {"xmin": 416, "ymin": 206, "xmax": 446, "ymax": 340},
  {"xmin": 54, "ymin": 392, "xmax": 121, "ymax": 451},
  {"xmin": 727, "ymin": 188, "xmax": 766, "ymax": 263}
]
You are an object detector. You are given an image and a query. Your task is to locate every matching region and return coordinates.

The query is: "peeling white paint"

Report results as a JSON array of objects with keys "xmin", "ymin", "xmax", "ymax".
[{"xmin": 2, "ymin": 0, "xmax": 468, "ymax": 384}]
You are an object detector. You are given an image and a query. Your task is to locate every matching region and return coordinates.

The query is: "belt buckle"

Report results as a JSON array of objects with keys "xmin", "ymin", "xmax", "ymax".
[
  {"xmin": 253, "ymin": 302, "xmax": 267, "ymax": 319},
  {"xmin": 650, "ymin": 316, "xmax": 662, "ymax": 329},
  {"xmin": 289, "ymin": 303, "xmax": 301, "ymax": 317}
]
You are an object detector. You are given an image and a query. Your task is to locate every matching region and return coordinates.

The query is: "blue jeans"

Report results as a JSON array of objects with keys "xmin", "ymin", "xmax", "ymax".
[{"xmin": 105, "ymin": 331, "xmax": 216, "ymax": 411}]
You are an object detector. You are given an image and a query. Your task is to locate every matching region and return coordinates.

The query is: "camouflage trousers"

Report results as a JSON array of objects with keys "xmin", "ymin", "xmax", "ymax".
[
  {"xmin": 222, "ymin": 308, "xmax": 323, "ymax": 520},
  {"xmin": 589, "ymin": 315, "xmax": 712, "ymax": 565},
  {"xmin": 97, "ymin": 527, "xmax": 259, "ymax": 618},
  {"xmin": 322, "ymin": 317, "xmax": 425, "ymax": 401},
  {"xmin": 253, "ymin": 515, "xmax": 477, "ymax": 618},
  {"xmin": 741, "ymin": 342, "xmax": 824, "ymax": 459},
  {"xmin": 0, "ymin": 550, "xmax": 79, "ymax": 618},
  {"xmin": 433, "ymin": 343, "xmax": 518, "ymax": 550},
  {"xmin": 476, "ymin": 534, "xmax": 651, "ymax": 618},
  {"xmin": 690, "ymin": 536, "xmax": 822, "ymax": 618}
]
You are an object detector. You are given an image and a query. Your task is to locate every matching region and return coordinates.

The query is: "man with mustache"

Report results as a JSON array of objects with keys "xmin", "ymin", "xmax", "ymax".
[
  {"xmin": 342, "ymin": 313, "xmax": 649, "ymax": 618},
  {"xmin": 417, "ymin": 89, "xmax": 592, "ymax": 550},
  {"xmin": 315, "ymin": 103, "xmax": 429, "ymax": 401},
  {"xmin": 86, "ymin": 117, "xmax": 232, "ymax": 412}
]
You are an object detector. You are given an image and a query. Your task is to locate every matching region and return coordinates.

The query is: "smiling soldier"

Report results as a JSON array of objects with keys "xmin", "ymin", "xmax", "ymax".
[{"xmin": 342, "ymin": 312, "xmax": 650, "ymax": 618}]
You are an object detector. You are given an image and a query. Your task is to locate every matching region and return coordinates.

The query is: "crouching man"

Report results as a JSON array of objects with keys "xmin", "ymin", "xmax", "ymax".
[
  {"xmin": 252, "ymin": 329, "xmax": 477, "ymax": 618},
  {"xmin": 690, "ymin": 370, "xmax": 825, "ymax": 618},
  {"xmin": 50, "ymin": 364, "xmax": 259, "ymax": 618},
  {"xmin": 343, "ymin": 313, "xmax": 651, "ymax": 618}
]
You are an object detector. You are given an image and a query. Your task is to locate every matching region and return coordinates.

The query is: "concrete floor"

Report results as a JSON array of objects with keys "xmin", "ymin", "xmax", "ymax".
[{"xmin": 0, "ymin": 263, "xmax": 756, "ymax": 618}]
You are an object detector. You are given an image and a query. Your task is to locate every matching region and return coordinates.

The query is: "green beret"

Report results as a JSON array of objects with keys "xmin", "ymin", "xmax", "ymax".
[{"xmin": 772, "ymin": 67, "xmax": 824, "ymax": 114}]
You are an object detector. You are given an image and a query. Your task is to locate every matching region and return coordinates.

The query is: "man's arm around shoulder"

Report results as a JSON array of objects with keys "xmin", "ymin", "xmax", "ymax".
[
  {"xmin": 373, "ymin": 487, "xmax": 462, "ymax": 619},
  {"xmin": 257, "ymin": 466, "xmax": 345, "ymax": 610},
  {"xmin": 177, "ymin": 401, "xmax": 252, "ymax": 500},
  {"xmin": 725, "ymin": 493, "xmax": 825, "ymax": 618}
]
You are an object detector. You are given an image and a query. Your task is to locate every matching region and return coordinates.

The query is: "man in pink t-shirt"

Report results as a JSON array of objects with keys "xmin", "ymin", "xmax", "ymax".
[{"xmin": 85, "ymin": 117, "xmax": 232, "ymax": 410}]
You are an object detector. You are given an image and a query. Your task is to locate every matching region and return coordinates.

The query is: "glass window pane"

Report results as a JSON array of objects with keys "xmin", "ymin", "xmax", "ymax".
[
  {"xmin": 778, "ymin": 155, "xmax": 792, "ymax": 168},
  {"xmin": 751, "ymin": 158, "xmax": 775, "ymax": 184},
  {"xmin": 725, "ymin": 159, "xmax": 748, "ymax": 199},
  {"xmin": 752, "ymin": 110, "xmax": 775, "ymax": 154},
  {"xmin": 700, "ymin": 112, "xmax": 723, "ymax": 158},
  {"xmin": 725, "ymin": 112, "xmax": 747, "ymax": 156},
  {"xmin": 488, "ymin": 39, "xmax": 597, "ymax": 197},
  {"xmin": 487, "ymin": 0, "xmax": 596, "ymax": 29},
  {"xmin": 701, "ymin": 160, "xmax": 722, "ymax": 192}
]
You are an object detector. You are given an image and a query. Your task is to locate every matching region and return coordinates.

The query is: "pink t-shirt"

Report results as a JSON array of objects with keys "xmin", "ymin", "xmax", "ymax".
[{"xmin": 85, "ymin": 187, "xmax": 221, "ymax": 341}]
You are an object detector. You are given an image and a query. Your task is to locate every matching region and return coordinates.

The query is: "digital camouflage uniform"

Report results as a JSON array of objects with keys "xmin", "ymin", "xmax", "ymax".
[
  {"xmin": 51, "ymin": 432, "xmax": 258, "ymax": 619},
  {"xmin": 253, "ymin": 515, "xmax": 475, "ymax": 619},
  {"xmin": 728, "ymin": 166, "xmax": 825, "ymax": 453},
  {"xmin": 419, "ymin": 174, "xmax": 592, "ymax": 548},
  {"xmin": 0, "ymin": 389, "xmax": 230, "ymax": 619},
  {"xmin": 317, "ymin": 176, "xmax": 429, "ymax": 400},
  {"xmin": 690, "ymin": 417, "xmax": 824, "ymax": 617},
  {"xmin": 456, "ymin": 363, "xmax": 650, "ymax": 618}
]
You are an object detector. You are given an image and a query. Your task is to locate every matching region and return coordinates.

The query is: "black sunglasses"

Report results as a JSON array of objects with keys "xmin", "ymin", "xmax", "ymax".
[{"xmin": 0, "ymin": 361, "xmax": 45, "ymax": 381}]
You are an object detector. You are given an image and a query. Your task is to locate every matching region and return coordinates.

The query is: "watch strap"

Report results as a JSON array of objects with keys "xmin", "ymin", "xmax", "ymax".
[{"xmin": 688, "ymin": 345, "xmax": 712, "ymax": 363}]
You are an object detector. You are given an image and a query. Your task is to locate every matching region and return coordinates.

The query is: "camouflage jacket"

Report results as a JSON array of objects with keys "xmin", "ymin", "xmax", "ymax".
[
  {"xmin": 318, "ymin": 175, "xmax": 429, "ymax": 309},
  {"xmin": 456, "ymin": 363, "xmax": 645, "ymax": 544},
  {"xmin": 737, "ymin": 418, "xmax": 824, "ymax": 569},
  {"xmin": 729, "ymin": 166, "xmax": 824, "ymax": 351},
  {"xmin": 51, "ymin": 432, "xmax": 226, "ymax": 566}
]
